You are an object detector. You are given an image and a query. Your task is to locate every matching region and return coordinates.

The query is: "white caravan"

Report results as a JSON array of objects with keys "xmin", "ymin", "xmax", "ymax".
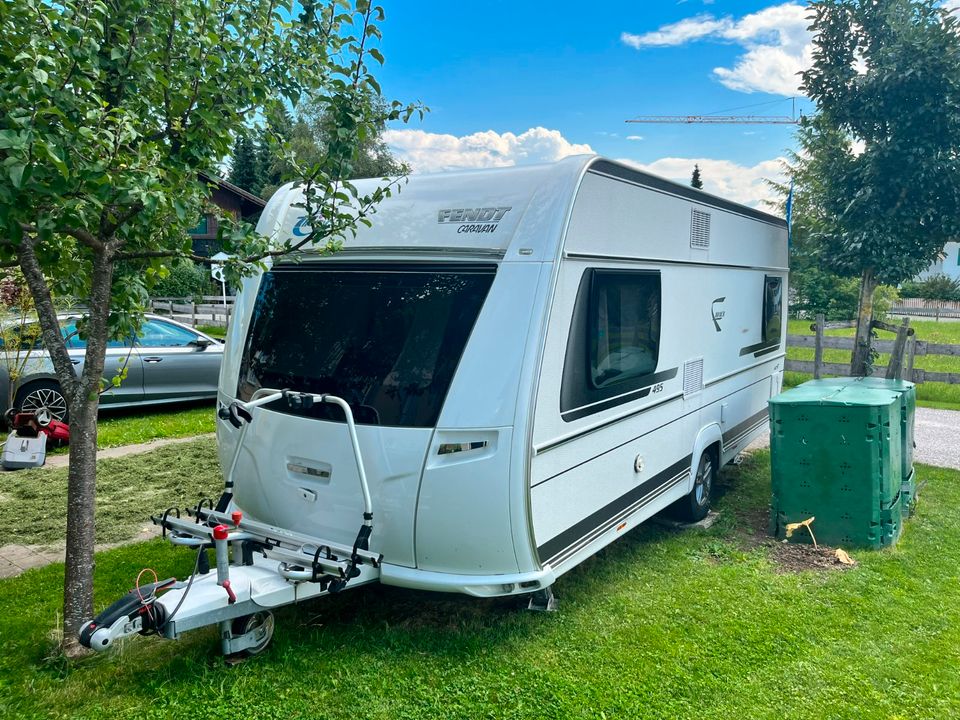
[{"xmin": 82, "ymin": 156, "xmax": 787, "ymax": 655}]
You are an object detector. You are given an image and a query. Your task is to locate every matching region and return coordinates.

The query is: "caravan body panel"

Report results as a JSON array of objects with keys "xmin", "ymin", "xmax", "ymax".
[{"xmin": 217, "ymin": 155, "xmax": 787, "ymax": 594}]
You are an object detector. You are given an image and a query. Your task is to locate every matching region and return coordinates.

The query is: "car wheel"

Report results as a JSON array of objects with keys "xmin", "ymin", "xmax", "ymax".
[
  {"xmin": 15, "ymin": 380, "xmax": 69, "ymax": 423},
  {"xmin": 678, "ymin": 448, "xmax": 716, "ymax": 522}
]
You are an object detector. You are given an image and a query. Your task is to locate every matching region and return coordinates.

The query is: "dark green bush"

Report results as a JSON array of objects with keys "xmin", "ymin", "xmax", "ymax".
[
  {"xmin": 790, "ymin": 267, "xmax": 898, "ymax": 320},
  {"xmin": 150, "ymin": 261, "xmax": 210, "ymax": 300},
  {"xmin": 899, "ymin": 273, "xmax": 960, "ymax": 302}
]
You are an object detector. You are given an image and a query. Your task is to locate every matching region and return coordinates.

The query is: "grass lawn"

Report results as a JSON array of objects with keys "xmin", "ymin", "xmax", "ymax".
[
  {"xmin": 1, "ymin": 448, "xmax": 959, "ymax": 718},
  {"xmin": 36, "ymin": 402, "xmax": 217, "ymax": 457},
  {"xmin": 786, "ymin": 318, "xmax": 960, "ymax": 409},
  {"xmin": 195, "ymin": 324, "xmax": 226, "ymax": 340},
  {"xmin": 0, "ymin": 437, "xmax": 221, "ymax": 546}
]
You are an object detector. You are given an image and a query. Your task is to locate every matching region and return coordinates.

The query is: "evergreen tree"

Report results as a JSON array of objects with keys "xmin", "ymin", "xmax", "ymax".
[
  {"xmin": 229, "ymin": 134, "xmax": 263, "ymax": 194},
  {"xmin": 691, "ymin": 164, "xmax": 704, "ymax": 189},
  {"xmin": 254, "ymin": 94, "xmax": 409, "ymax": 200}
]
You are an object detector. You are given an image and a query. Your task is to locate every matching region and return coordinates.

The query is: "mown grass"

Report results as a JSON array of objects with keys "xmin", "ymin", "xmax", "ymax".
[
  {"xmin": 36, "ymin": 403, "xmax": 216, "ymax": 456},
  {"xmin": 94, "ymin": 403, "xmax": 216, "ymax": 449},
  {"xmin": 786, "ymin": 318, "xmax": 960, "ymax": 409},
  {"xmin": 1, "ymin": 450, "xmax": 959, "ymax": 719},
  {"xmin": 195, "ymin": 324, "xmax": 227, "ymax": 340},
  {"xmin": 0, "ymin": 438, "xmax": 221, "ymax": 546}
]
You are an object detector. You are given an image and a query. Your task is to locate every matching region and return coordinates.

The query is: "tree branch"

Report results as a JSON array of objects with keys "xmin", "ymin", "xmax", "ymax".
[
  {"xmin": 114, "ymin": 249, "xmax": 209, "ymax": 263},
  {"xmin": 17, "ymin": 236, "xmax": 80, "ymax": 399}
]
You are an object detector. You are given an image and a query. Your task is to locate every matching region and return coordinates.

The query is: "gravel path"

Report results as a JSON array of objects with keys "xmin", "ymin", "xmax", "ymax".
[{"xmin": 746, "ymin": 407, "xmax": 960, "ymax": 470}]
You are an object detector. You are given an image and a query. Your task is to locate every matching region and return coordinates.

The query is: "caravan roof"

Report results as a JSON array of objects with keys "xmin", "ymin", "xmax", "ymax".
[{"xmin": 257, "ymin": 155, "xmax": 786, "ymax": 263}]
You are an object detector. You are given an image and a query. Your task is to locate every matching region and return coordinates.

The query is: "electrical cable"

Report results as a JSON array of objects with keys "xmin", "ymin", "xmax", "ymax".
[
  {"xmin": 160, "ymin": 508, "xmax": 220, "ymax": 632},
  {"xmin": 135, "ymin": 567, "xmax": 159, "ymax": 627}
]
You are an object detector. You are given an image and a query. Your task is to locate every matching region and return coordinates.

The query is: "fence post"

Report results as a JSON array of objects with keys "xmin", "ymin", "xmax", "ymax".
[
  {"xmin": 886, "ymin": 317, "xmax": 910, "ymax": 380},
  {"xmin": 191, "ymin": 301, "xmax": 197, "ymax": 327},
  {"xmin": 906, "ymin": 334, "xmax": 917, "ymax": 383},
  {"xmin": 813, "ymin": 313, "xmax": 824, "ymax": 380}
]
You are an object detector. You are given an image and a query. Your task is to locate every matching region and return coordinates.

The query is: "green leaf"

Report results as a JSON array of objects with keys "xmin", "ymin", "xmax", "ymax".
[{"xmin": 8, "ymin": 164, "xmax": 25, "ymax": 189}]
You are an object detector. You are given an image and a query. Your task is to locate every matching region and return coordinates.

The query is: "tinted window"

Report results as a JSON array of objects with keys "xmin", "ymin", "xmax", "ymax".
[
  {"xmin": 561, "ymin": 269, "xmax": 666, "ymax": 422},
  {"xmin": 63, "ymin": 319, "xmax": 133, "ymax": 349},
  {"xmin": 137, "ymin": 320, "xmax": 198, "ymax": 348},
  {"xmin": 590, "ymin": 272, "xmax": 660, "ymax": 388},
  {"xmin": 762, "ymin": 276, "xmax": 783, "ymax": 344},
  {"xmin": 237, "ymin": 263, "xmax": 495, "ymax": 428}
]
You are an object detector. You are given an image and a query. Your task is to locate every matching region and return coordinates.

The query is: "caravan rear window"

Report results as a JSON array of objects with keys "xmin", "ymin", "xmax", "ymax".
[
  {"xmin": 762, "ymin": 275, "xmax": 783, "ymax": 344},
  {"xmin": 237, "ymin": 263, "xmax": 495, "ymax": 428}
]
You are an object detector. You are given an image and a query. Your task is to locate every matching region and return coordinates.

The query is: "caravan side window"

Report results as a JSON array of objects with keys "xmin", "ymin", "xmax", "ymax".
[
  {"xmin": 762, "ymin": 275, "xmax": 783, "ymax": 345},
  {"xmin": 560, "ymin": 269, "xmax": 663, "ymax": 422}
]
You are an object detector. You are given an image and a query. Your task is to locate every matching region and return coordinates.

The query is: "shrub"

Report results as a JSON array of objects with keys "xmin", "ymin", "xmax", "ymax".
[
  {"xmin": 790, "ymin": 267, "xmax": 898, "ymax": 320},
  {"xmin": 899, "ymin": 273, "xmax": 960, "ymax": 302},
  {"xmin": 150, "ymin": 260, "xmax": 210, "ymax": 300}
]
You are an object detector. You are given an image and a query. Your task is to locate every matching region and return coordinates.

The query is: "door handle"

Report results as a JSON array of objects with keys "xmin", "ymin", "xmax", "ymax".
[
  {"xmin": 71, "ymin": 359, "xmax": 81, "ymax": 365},
  {"xmin": 143, "ymin": 357, "xmax": 163, "ymax": 363}
]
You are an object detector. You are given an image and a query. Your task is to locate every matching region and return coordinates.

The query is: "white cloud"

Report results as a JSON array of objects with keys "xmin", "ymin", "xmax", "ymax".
[
  {"xmin": 622, "ymin": 3, "xmax": 811, "ymax": 96},
  {"xmin": 626, "ymin": 135, "xmax": 644, "ymax": 141},
  {"xmin": 382, "ymin": 127, "xmax": 594, "ymax": 173},
  {"xmin": 621, "ymin": 14, "xmax": 731, "ymax": 48},
  {"xmin": 619, "ymin": 156, "xmax": 787, "ymax": 208}
]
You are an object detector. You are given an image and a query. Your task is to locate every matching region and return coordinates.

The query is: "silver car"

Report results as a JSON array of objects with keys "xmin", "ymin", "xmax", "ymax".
[{"xmin": 0, "ymin": 313, "xmax": 223, "ymax": 421}]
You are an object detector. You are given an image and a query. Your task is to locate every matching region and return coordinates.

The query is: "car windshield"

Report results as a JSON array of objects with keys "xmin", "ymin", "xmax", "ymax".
[{"xmin": 237, "ymin": 263, "xmax": 496, "ymax": 427}]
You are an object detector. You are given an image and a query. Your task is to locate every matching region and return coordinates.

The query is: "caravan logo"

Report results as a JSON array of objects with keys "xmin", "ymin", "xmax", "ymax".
[
  {"xmin": 291, "ymin": 216, "xmax": 311, "ymax": 237},
  {"xmin": 711, "ymin": 297, "xmax": 726, "ymax": 332},
  {"xmin": 438, "ymin": 206, "xmax": 512, "ymax": 234}
]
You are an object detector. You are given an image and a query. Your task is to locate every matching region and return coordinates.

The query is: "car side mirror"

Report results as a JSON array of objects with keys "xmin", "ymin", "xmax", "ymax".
[{"xmin": 190, "ymin": 337, "xmax": 215, "ymax": 350}]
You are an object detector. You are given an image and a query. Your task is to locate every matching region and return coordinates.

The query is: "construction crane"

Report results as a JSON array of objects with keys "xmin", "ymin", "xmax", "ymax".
[
  {"xmin": 626, "ymin": 98, "xmax": 803, "ymax": 126},
  {"xmin": 627, "ymin": 114, "xmax": 799, "ymax": 125}
]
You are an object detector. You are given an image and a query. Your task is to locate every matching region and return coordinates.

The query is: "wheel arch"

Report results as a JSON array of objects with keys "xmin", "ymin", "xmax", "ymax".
[{"xmin": 688, "ymin": 423, "xmax": 722, "ymax": 494}]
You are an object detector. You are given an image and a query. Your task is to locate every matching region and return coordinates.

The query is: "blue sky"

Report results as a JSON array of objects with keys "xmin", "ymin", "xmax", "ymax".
[{"xmin": 373, "ymin": 1, "xmax": 818, "ymax": 206}]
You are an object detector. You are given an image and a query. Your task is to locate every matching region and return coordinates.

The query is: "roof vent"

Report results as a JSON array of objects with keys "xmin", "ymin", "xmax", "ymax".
[
  {"xmin": 690, "ymin": 209, "xmax": 711, "ymax": 249},
  {"xmin": 683, "ymin": 358, "xmax": 704, "ymax": 398}
]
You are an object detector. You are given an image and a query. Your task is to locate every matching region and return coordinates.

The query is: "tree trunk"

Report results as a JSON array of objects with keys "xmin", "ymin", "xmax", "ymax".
[
  {"xmin": 60, "ymin": 251, "xmax": 114, "ymax": 656},
  {"xmin": 850, "ymin": 267, "xmax": 878, "ymax": 377},
  {"xmin": 61, "ymin": 394, "xmax": 99, "ymax": 656}
]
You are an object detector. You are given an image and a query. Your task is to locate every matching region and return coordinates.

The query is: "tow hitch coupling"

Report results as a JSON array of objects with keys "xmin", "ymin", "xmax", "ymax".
[{"xmin": 79, "ymin": 577, "xmax": 177, "ymax": 650}]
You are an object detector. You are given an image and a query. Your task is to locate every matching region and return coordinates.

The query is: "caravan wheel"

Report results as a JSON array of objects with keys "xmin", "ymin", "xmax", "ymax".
[
  {"xmin": 230, "ymin": 611, "xmax": 275, "ymax": 656},
  {"xmin": 678, "ymin": 450, "xmax": 716, "ymax": 522}
]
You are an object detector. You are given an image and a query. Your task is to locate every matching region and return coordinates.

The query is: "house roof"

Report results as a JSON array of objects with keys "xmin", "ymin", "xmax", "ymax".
[{"xmin": 199, "ymin": 171, "xmax": 266, "ymax": 216}]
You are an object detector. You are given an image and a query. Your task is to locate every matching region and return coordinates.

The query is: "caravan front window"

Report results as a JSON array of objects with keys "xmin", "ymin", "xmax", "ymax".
[{"xmin": 237, "ymin": 263, "xmax": 495, "ymax": 428}]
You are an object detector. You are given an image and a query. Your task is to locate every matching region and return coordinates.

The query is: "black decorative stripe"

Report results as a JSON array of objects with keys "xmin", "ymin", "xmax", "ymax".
[
  {"xmin": 547, "ymin": 474, "xmax": 686, "ymax": 568},
  {"xmin": 271, "ymin": 261, "xmax": 498, "ymax": 274},
  {"xmin": 587, "ymin": 161, "xmax": 788, "ymax": 228},
  {"xmin": 537, "ymin": 454, "xmax": 693, "ymax": 563},
  {"xmin": 560, "ymin": 367, "xmax": 679, "ymax": 423},
  {"xmin": 537, "ymin": 375, "xmax": 774, "ymax": 456},
  {"xmin": 721, "ymin": 408, "xmax": 769, "ymax": 447},
  {"xmin": 739, "ymin": 339, "xmax": 780, "ymax": 357}
]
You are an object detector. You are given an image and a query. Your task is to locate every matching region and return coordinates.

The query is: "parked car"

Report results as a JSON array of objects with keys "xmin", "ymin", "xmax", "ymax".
[{"xmin": 0, "ymin": 313, "xmax": 223, "ymax": 422}]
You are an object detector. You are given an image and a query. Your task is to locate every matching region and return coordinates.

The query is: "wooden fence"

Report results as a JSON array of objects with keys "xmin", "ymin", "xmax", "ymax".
[
  {"xmin": 785, "ymin": 314, "xmax": 960, "ymax": 384},
  {"xmin": 149, "ymin": 296, "xmax": 234, "ymax": 327}
]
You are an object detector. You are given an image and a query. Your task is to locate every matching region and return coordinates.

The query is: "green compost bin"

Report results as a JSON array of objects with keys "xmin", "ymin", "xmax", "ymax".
[
  {"xmin": 799, "ymin": 377, "xmax": 917, "ymax": 515},
  {"xmin": 769, "ymin": 379, "xmax": 910, "ymax": 549}
]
